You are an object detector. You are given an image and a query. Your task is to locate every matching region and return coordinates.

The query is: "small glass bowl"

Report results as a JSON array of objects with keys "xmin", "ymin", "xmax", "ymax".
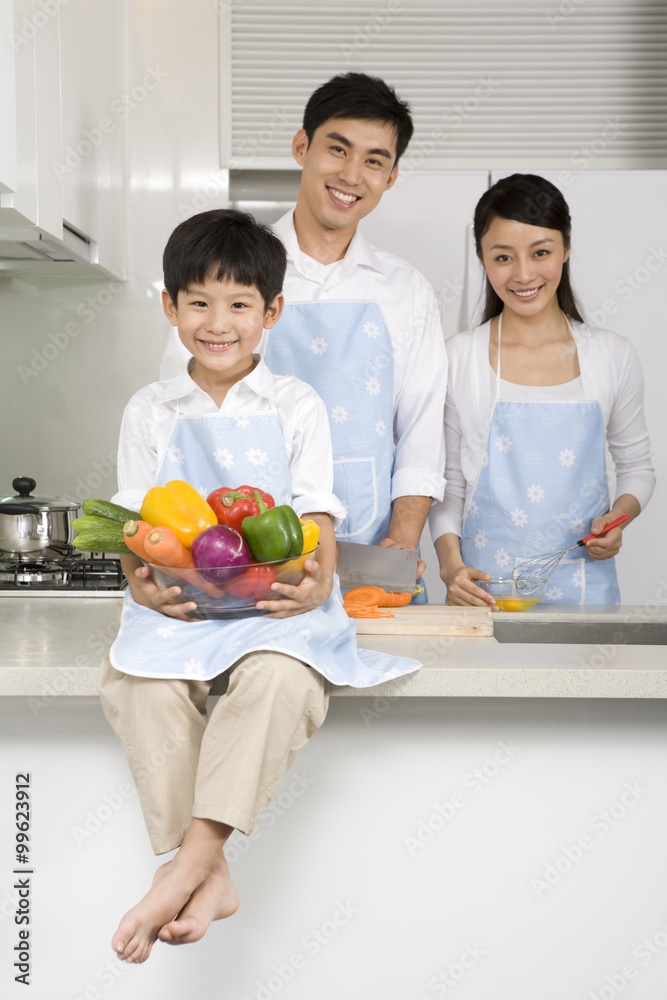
[
  {"xmin": 477, "ymin": 576, "xmax": 547, "ymax": 612},
  {"xmin": 147, "ymin": 547, "xmax": 319, "ymax": 619}
]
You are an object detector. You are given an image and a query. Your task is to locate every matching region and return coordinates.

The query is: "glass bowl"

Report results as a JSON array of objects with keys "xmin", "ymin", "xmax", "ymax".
[
  {"xmin": 147, "ymin": 547, "xmax": 319, "ymax": 619},
  {"xmin": 477, "ymin": 576, "xmax": 547, "ymax": 612}
]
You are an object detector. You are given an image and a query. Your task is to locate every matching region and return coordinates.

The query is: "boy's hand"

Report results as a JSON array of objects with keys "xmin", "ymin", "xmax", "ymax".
[
  {"xmin": 257, "ymin": 559, "xmax": 333, "ymax": 618},
  {"xmin": 126, "ymin": 562, "xmax": 198, "ymax": 621}
]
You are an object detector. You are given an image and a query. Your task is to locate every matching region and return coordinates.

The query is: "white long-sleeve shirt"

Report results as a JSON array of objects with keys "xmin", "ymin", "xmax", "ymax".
[
  {"xmin": 113, "ymin": 356, "xmax": 347, "ymax": 527},
  {"xmin": 261, "ymin": 211, "xmax": 448, "ymax": 503},
  {"xmin": 429, "ymin": 321, "xmax": 655, "ymax": 541}
]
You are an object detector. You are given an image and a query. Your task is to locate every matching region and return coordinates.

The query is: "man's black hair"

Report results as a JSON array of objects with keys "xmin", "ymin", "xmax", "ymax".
[
  {"xmin": 163, "ymin": 209, "xmax": 286, "ymax": 310},
  {"xmin": 303, "ymin": 72, "xmax": 414, "ymax": 164}
]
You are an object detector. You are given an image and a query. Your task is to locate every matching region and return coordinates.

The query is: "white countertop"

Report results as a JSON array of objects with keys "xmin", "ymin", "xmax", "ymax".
[{"xmin": 1, "ymin": 595, "xmax": 666, "ymax": 699}]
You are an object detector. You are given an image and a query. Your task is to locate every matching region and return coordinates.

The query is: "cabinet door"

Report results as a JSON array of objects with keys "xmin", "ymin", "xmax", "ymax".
[
  {"xmin": 59, "ymin": 0, "xmax": 128, "ymax": 278},
  {"xmin": 0, "ymin": 0, "xmax": 63, "ymax": 238},
  {"xmin": 0, "ymin": 0, "xmax": 17, "ymax": 198}
]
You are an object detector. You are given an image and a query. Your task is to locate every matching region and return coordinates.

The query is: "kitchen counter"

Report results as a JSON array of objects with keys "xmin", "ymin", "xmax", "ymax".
[
  {"xmin": 3, "ymin": 596, "xmax": 667, "ymax": 1000},
  {"xmin": 2, "ymin": 595, "xmax": 666, "ymax": 698}
]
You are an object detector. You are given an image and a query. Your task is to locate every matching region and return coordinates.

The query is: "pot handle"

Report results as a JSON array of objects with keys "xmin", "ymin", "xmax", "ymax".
[{"xmin": 0, "ymin": 504, "xmax": 40, "ymax": 514}]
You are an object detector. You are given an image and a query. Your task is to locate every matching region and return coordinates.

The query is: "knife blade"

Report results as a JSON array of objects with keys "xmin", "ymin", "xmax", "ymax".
[{"xmin": 336, "ymin": 541, "xmax": 418, "ymax": 593}]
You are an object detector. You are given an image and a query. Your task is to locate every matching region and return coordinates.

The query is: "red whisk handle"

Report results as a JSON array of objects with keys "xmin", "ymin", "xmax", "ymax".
[{"xmin": 578, "ymin": 514, "xmax": 630, "ymax": 546}]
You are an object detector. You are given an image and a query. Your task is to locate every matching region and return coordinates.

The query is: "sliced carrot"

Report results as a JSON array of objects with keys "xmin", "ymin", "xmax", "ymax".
[
  {"xmin": 343, "ymin": 603, "xmax": 396, "ymax": 619},
  {"xmin": 343, "ymin": 586, "xmax": 413, "ymax": 608},
  {"xmin": 123, "ymin": 519, "xmax": 154, "ymax": 561},
  {"xmin": 145, "ymin": 526, "xmax": 194, "ymax": 568}
]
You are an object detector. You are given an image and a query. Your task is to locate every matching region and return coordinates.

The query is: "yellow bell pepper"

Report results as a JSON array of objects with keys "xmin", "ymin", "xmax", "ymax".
[
  {"xmin": 299, "ymin": 518, "xmax": 320, "ymax": 555},
  {"xmin": 141, "ymin": 480, "xmax": 217, "ymax": 548}
]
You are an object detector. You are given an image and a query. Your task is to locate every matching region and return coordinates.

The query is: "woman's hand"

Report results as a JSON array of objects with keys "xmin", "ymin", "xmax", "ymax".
[
  {"xmin": 443, "ymin": 565, "xmax": 496, "ymax": 608},
  {"xmin": 435, "ymin": 532, "xmax": 497, "ymax": 608},
  {"xmin": 121, "ymin": 555, "xmax": 197, "ymax": 620},
  {"xmin": 585, "ymin": 497, "xmax": 640, "ymax": 561},
  {"xmin": 258, "ymin": 559, "xmax": 333, "ymax": 618},
  {"xmin": 585, "ymin": 513, "xmax": 625, "ymax": 560}
]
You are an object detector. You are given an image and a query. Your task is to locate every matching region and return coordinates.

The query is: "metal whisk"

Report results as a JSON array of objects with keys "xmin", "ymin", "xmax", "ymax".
[{"xmin": 513, "ymin": 515, "xmax": 629, "ymax": 588}]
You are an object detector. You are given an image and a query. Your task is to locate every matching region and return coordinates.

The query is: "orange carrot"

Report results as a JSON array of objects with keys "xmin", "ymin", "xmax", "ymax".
[
  {"xmin": 144, "ymin": 526, "xmax": 194, "ymax": 568},
  {"xmin": 343, "ymin": 586, "xmax": 413, "ymax": 608},
  {"xmin": 343, "ymin": 604, "xmax": 396, "ymax": 619},
  {"xmin": 123, "ymin": 520, "xmax": 154, "ymax": 561}
]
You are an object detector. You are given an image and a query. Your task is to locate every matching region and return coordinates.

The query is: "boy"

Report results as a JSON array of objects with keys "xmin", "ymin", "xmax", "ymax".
[{"xmin": 100, "ymin": 209, "xmax": 419, "ymax": 963}]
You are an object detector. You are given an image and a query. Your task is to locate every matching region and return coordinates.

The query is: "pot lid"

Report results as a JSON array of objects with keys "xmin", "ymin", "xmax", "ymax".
[{"xmin": 0, "ymin": 477, "xmax": 80, "ymax": 512}]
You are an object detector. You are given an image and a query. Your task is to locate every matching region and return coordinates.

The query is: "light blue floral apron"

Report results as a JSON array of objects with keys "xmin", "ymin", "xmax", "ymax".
[
  {"xmin": 110, "ymin": 395, "xmax": 421, "ymax": 685},
  {"xmin": 460, "ymin": 317, "xmax": 620, "ymax": 605},
  {"xmin": 265, "ymin": 295, "xmax": 394, "ymax": 546},
  {"xmin": 266, "ymin": 282, "xmax": 427, "ymax": 602}
]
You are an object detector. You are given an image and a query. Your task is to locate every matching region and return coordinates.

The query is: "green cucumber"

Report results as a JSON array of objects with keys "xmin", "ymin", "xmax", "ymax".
[
  {"xmin": 81, "ymin": 499, "xmax": 140, "ymax": 523},
  {"xmin": 72, "ymin": 515, "xmax": 122, "ymax": 534},
  {"xmin": 72, "ymin": 530, "xmax": 131, "ymax": 555}
]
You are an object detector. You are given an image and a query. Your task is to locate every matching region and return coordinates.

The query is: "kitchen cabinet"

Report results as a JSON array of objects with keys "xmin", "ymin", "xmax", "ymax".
[
  {"xmin": 0, "ymin": 0, "xmax": 128, "ymax": 277},
  {"xmin": 0, "ymin": 0, "xmax": 62, "ymax": 238},
  {"xmin": 58, "ymin": 0, "xmax": 128, "ymax": 278}
]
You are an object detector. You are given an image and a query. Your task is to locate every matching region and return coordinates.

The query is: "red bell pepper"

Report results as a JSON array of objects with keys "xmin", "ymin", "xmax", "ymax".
[
  {"xmin": 225, "ymin": 563, "xmax": 277, "ymax": 601},
  {"xmin": 206, "ymin": 485, "xmax": 275, "ymax": 533}
]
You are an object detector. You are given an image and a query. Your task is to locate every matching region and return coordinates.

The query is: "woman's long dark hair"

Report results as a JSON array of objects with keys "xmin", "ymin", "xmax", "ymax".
[{"xmin": 474, "ymin": 173, "xmax": 584, "ymax": 325}]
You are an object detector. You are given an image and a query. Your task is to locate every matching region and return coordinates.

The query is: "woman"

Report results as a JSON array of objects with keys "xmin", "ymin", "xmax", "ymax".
[{"xmin": 430, "ymin": 173, "xmax": 655, "ymax": 607}]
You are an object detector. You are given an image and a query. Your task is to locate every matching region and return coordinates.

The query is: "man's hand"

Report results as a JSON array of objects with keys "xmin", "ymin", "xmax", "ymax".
[
  {"xmin": 378, "ymin": 536, "xmax": 426, "ymax": 578},
  {"xmin": 381, "ymin": 495, "xmax": 434, "ymax": 579}
]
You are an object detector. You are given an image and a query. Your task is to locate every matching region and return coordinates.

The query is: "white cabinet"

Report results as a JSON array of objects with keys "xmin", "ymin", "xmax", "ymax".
[
  {"xmin": 0, "ymin": 0, "xmax": 128, "ymax": 278},
  {"xmin": 0, "ymin": 0, "xmax": 63, "ymax": 237},
  {"xmin": 59, "ymin": 0, "xmax": 128, "ymax": 278}
]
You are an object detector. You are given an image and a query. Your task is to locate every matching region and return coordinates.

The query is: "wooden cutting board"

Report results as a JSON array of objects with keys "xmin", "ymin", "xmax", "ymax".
[{"xmin": 353, "ymin": 605, "xmax": 493, "ymax": 636}]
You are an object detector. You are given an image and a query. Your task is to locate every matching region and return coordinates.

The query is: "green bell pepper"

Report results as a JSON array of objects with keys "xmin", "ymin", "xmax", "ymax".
[{"xmin": 241, "ymin": 491, "xmax": 304, "ymax": 562}]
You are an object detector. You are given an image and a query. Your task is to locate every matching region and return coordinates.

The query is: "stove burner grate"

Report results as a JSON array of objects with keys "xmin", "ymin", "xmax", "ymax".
[{"xmin": 0, "ymin": 555, "xmax": 126, "ymax": 590}]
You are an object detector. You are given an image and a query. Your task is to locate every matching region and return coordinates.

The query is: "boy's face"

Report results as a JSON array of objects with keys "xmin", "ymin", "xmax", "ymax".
[
  {"xmin": 162, "ymin": 277, "xmax": 283, "ymax": 383},
  {"xmin": 292, "ymin": 117, "xmax": 399, "ymax": 235}
]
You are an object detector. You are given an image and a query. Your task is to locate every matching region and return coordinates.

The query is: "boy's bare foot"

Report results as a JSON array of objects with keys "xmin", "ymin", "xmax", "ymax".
[
  {"xmin": 157, "ymin": 851, "xmax": 239, "ymax": 945},
  {"xmin": 112, "ymin": 856, "xmax": 213, "ymax": 964}
]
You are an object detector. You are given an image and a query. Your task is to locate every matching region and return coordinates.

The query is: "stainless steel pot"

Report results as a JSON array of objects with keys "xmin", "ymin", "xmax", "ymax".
[{"xmin": 0, "ymin": 477, "xmax": 81, "ymax": 561}]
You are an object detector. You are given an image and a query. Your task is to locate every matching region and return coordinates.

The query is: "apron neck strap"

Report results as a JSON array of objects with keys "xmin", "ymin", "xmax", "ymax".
[
  {"xmin": 495, "ymin": 313, "xmax": 503, "ymax": 400},
  {"xmin": 495, "ymin": 312, "xmax": 599, "ymax": 401}
]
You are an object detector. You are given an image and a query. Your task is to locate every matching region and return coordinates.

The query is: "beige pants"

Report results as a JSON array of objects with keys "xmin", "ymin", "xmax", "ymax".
[{"xmin": 99, "ymin": 651, "xmax": 329, "ymax": 855}]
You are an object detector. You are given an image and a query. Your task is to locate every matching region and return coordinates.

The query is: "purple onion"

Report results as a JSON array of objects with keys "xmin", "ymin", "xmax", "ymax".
[{"xmin": 191, "ymin": 524, "xmax": 251, "ymax": 584}]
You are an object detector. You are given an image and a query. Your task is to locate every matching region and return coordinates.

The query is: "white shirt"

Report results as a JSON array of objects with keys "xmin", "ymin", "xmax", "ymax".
[
  {"xmin": 113, "ymin": 356, "xmax": 347, "ymax": 527},
  {"xmin": 264, "ymin": 211, "xmax": 448, "ymax": 503},
  {"xmin": 429, "ymin": 321, "xmax": 656, "ymax": 541}
]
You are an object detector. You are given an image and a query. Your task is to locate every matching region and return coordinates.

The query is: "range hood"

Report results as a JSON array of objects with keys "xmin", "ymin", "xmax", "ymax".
[{"xmin": 0, "ymin": 224, "xmax": 96, "ymax": 265}]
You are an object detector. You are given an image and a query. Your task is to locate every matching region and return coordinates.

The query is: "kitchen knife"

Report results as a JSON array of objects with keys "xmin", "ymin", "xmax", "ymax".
[{"xmin": 336, "ymin": 541, "xmax": 418, "ymax": 593}]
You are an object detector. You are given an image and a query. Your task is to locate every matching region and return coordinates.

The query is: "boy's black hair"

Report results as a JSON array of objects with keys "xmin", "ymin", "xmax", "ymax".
[
  {"xmin": 303, "ymin": 72, "xmax": 414, "ymax": 164},
  {"xmin": 163, "ymin": 209, "xmax": 287, "ymax": 311}
]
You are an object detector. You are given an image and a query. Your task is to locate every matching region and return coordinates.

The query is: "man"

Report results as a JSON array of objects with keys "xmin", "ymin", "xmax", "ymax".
[
  {"xmin": 263, "ymin": 73, "xmax": 447, "ymax": 579},
  {"xmin": 162, "ymin": 72, "xmax": 447, "ymax": 580}
]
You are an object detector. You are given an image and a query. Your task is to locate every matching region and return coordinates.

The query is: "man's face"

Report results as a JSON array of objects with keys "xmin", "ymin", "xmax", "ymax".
[{"xmin": 292, "ymin": 117, "xmax": 399, "ymax": 234}]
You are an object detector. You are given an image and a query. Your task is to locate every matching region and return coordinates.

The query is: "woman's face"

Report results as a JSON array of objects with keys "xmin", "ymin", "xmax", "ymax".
[{"xmin": 478, "ymin": 216, "xmax": 570, "ymax": 319}]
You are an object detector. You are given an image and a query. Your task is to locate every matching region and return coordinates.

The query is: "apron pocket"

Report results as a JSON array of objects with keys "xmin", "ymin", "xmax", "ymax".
[{"xmin": 333, "ymin": 457, "xmax": 378, "ymax": 539}]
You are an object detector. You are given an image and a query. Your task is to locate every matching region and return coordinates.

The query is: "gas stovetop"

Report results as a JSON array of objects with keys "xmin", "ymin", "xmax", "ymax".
[{"xmin": 0, "ymin": 554, "xmax": 126, "ymax": 595}]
